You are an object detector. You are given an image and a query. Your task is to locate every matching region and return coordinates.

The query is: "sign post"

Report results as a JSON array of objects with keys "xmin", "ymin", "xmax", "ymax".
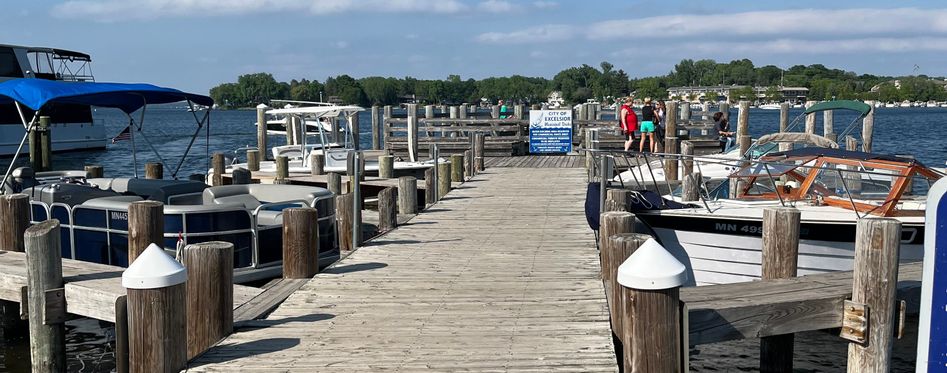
[
  {"xmin": 917, "ymin": 177, "xmax": 947, "ymax": 372},
  {"xmin": 529, "ymin": 110, "xmax": 572, "ymax": 154}
]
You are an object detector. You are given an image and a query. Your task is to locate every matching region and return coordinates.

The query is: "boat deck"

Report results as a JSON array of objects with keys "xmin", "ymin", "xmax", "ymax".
[{"xmin": 187, "ymin": 167, "xmax": 617, "ymax": 372}]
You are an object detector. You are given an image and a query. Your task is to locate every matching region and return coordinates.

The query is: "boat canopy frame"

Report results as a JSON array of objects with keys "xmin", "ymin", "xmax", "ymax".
[
  {"xmin": 784, "ymin": 100, "xmax": 872, "ymax": 141},
  {"xmin": 0, "ymin": 79, "xmax": 215, "ymax": 194},
  {"xmin": 264, "ymin": 104, "xmax": 364, "ymax": 167}
]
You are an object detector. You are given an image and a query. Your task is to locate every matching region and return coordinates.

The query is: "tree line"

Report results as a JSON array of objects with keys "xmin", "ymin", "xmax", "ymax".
[{"xmin": 209, "ymin": 59, "xmax": 947, "ymax": 109}]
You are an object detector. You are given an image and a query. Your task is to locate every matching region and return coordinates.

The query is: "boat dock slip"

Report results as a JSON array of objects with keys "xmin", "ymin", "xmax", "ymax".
[{"xmin": 188, "ymin": 167, "xmax": 618, "ymax": 372}]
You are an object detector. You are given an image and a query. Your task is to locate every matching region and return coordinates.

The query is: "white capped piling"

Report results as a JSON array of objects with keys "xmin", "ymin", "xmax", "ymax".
[
  {"xmin": 123, "ymin": 243, "xmax": 187, "ymax": 373},
  {"xmin": 618, "ymin": 238, "xmax": 686, "ymax": 372}
]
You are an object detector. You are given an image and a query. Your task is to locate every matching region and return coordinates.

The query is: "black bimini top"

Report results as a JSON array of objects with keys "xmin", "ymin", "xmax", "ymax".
[{"xmin": 762, "ymin": 147, "xmax": 923, "ymax": 167}]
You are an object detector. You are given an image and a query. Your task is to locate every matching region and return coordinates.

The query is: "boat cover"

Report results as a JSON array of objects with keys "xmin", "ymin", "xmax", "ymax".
[
  {"xmin": 755, "ymin": 133, "xmax": 838, "ymax": 149},
  {"xmin": 0, "ymin": 78, "xmax": 213, "ymax": 113},
  {"xmin": 803, "ymin": 100, "xmax": 871, "ymax": 117}
]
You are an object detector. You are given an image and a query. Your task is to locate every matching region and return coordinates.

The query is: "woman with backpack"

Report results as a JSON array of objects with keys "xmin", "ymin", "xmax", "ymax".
[{"xmin": 619, "ymin": 96, "xmax": 638, "ymax": 151}]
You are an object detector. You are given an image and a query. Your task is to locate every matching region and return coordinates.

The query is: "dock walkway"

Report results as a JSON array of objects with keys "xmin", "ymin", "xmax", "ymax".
[{"xmin": 189, "ymin": 167, "xmax": 617, "ymax": 372}]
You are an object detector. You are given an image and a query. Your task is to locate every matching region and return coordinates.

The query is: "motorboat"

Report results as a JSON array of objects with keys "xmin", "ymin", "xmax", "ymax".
[
  {"xmin": 256, "ymin": 100, "xmax": 338, "ymax": 136},
  {"xmin": 626, "ymin": 148, "xmax": 942, "ymax": 285},
  {"xmin": 758, "ymin": 103, "xmax": 781, "ymax": 110},
  {"xmin": 228, "ymin": 104, "xmax": 436, "ymax": 179},
  {"xmin": 0, "ymin": 44, "xmax": 106, "ymax": 155},
  {"xmin": 0, "ymin": 79, "xmax": 338, "ymax": 282}
]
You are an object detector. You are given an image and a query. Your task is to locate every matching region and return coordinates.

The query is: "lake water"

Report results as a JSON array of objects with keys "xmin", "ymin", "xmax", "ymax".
[{"xmin": 0, "ymin": 106, "xmax": 943, "ymax": 372}]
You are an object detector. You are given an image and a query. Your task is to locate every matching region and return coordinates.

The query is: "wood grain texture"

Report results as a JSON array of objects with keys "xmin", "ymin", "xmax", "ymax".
[
  {"xmin": 861, "ymin": 109, "xmax": 874, "ymax": 153},
  {"xmin": 188, "ymin": 167, "xmax": 617, "ymax": 372},
  {"xmin": 310, "ymin": 153, "xmax": 325, "ymax": 176},
  {"xmin": 737, "ymin": 100, "xmax": 750, "ymax": 139},
  {"xmin": 605, "ymin": 233, "xmax": 647, "ymax": 346},
  {"xmin": 327, "ymin": 172, "xmax": 342, "ymax": 195},
  {"xmin": 823, "ymin": 110, "xmax": 834, "ymax": 137},
  {"xmin": 335, "ymin": 193, "xmax": 354, "ymax": 252},
  {"xmin": 128, "ymin": 283, "xmax": 187, "ymax": 373},
  {"xmin": 25, "ymin": 220, "xmax": 65, "ymax": 373},
  {"xmin": 275, "ymin": 155, "xmax": 289, "ymax": 183},
  {"xmin": 145, "ymin": 162, "xmax": 163, "ymax": 179},
  {"xmin": 377, "ymin": 155, "xmax": 394, "ymax": 179},
  {"xmin": 475, "ymin": 132, "xmax": 485, "ymax": 171},
  {"xmin": 437, "ymin": 161, "xmax": 451, "ymax": 198},
  {"xmin": 183, "ymin": 241, "xmax": 234, "ymax": 359},
  {"xmin": 847, "ymin": 218, "xmax": 900, "ymax": 372},
  {"xmin": 760, "ymin": 207, "xmax": 800, "ymax": 373},
  {"xmin": 625, "ymin": 287, "xmax": 680, "ymax": 373},
  {"xmin": 604, "ymin": 189, "xmax": 630, "ymax": 212},
  {"xmin": 212, "ymin": 153, "xmax": 225, "ymax": 186},
  {"xmin": 84, "ymin": 165, "xmax": 104, "ymax": 178},
  {"xmin": 805, "ymin": 101, "xmax": 817, "ymax": 135},
  {"xmin": 231, "ymin": 168, "xmax": 251, "ymax": 185},
  {"xmin": 779, "ymin": 103, "xmax": 790, "ymax": 132},
  {"xmin": 128, "ymin": 200, "xmax": 163, "ymax": 264},
  {"xmin": 256, "ymin": 107, "xmax": 267, "ymax": 161},
  {"xmin": 0, "ymin": 194, "xmax": 29, "ymax": 252},
  {"xmin": 450, "ymin": 154, "xmax": 464, "ymax": 182},
  {"xmin": 424, "ymin": 168, "xmax": 435, "ymax": 206},
  {"xmin": 377, "ymin": 187, "xmax": 398, "ymax": 232},
  {"xmin": 664, "ymin": 137, "xmax": 679, "ymax": 181},
  {"xmin": 371, "ymin": 105, "xmax": 381, "ymax": 150},
  {"xmin": 682, "ymin": 172, "xmax": 701, "ymax": 202},
  {"xmin": 397, "ymin": 176, "xmax": 418, "ymax": 215},
  {"xmin": 665, "ymin": 101, "xmax": 678, "ymax": 136},
  {"xmin": 681, "ymin": 141, "xmax": 694, "ymax": 176},
  {"xmin": 282, "ymin": 208, "xmax": 319, "ymax": 278},
  {"xmin": 247, "ymin": 149, "xmax": 260, "ymax": 172}
]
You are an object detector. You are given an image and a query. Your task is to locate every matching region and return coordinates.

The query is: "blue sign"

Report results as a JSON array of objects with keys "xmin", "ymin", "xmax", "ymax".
[
  {"xmin": 529, "ymin": 110, "xmax": 573, "ymax": 153},
  {"xmin": 918, "ymin": 177, "xmax": 947, "ymax": 371}
]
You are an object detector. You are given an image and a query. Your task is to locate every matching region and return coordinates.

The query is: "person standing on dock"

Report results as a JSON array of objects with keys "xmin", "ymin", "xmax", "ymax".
[
  {"xmin": 498, "ymin": 100, "xmax": 509, "ymax": 119},
  {"xmin": 620, "ymin": 97, "xmax": 638, "ymax": 151},
  {"xmin": 655, "ymin": 100, "xmax": 667, "ymax": 149},
  {"xmin": 639, "ymin": 97, "xmax": 657, "ymax": 152},
  {"xmin": 713, "ymin": 111, "xmax": 734, "ymax": 151}
]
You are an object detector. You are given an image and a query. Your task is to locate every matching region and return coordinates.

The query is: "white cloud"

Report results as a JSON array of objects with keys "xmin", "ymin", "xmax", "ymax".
[
  {"xmin": 477, "ymin": 7, "xmax": 947, "ymax": 44},
  {"xmin": 682, "ymin": 37, "xmax": 947, "ymax": 55},
  {"xmin": 476, "ymin": 24, "xmax": 575, "ymax": 43},
  {"xmin": 51, "ymin": 0, "xmax": 468, "ymax": 21},
  {"xmin": 477, "ymin": 0, "xmax": 516, "ymax": 13},
  {"xmin": 532, "ymin": 1, "xmax": 557, "ymax": 9}
]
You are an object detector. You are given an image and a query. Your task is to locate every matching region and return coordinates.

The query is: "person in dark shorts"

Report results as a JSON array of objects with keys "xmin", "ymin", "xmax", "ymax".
[
  {"xmin": 639, "ymin": 97, "xmax": 657, "ymax": 152},
  {"xmin": 620, "ymin": 97, "xmax": 638, "ymax": 151}
]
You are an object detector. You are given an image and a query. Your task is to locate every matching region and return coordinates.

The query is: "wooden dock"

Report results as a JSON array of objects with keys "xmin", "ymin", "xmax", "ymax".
[{"xmin": 188, "ymin": 167, "xmax": 618, "ymax": 372}]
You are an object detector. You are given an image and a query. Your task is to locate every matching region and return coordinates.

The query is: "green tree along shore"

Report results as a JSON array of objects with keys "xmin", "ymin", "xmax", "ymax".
[{"xmin": 209, "ymin": 58, "xmax": 947, "ymax": 109}]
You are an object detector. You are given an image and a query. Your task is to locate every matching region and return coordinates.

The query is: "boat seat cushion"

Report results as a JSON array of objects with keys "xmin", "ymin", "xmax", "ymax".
[
  {"xmin": 256, "ymin": 210, "xmax": 284, "ymax": 226},
  {"xmin": 81, "ymin": 195, "xmax": 144, "ymax": 209}
]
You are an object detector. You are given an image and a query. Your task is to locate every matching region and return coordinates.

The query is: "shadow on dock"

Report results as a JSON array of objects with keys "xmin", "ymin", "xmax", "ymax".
[{"xmin": 322, "ymin": 262, "xmax": 387, "ymax": 274}]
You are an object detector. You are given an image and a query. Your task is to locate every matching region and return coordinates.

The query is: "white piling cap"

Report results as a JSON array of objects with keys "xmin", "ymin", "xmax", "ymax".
[
  {"xmin": 617, "ymin": 238, "xmax": 687, "ymax": 290},
  {"xmin": 122, "ymin": 243, "xmax": 187, "ymax": 289},
  {"xmin": 256, "ymin": 103, "xmax": 269, "ymax": 109}
]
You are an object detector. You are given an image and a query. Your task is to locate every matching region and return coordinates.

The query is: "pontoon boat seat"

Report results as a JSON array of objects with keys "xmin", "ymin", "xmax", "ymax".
[
  {"xmin": 272, "ymin": 145, "xmax": 304, "ymax": 160},
  {"xmin": 81, "ymin": 195, "xmax": 144, "ymax": 209},
  {"xmin": 202, "ymin": 184, "xmax": 334, "ymax": 226},
  {"xmin": 87, "ymin": 178, "xmax": 207, "ymax": 204},
  {"xmin": 24, "ymin": 183, "xmax": 120, "ymax": 206}
]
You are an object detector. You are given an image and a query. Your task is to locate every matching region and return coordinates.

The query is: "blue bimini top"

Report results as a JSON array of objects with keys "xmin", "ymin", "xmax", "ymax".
[{"xmin": 0, "ymin": 78, "xmax": 213, "ymax": 114}]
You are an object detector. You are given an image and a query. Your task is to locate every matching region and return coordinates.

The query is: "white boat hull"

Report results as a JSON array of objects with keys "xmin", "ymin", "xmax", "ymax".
[{"xmin": 0, "ymin": 123, "xmax": 107, "ymax": 156}]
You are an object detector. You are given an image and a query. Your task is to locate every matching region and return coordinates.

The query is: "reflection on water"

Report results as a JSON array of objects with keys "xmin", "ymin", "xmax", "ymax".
[{"xmin": 1, "ymin": 318, "xmax": 115, "ymax": 373}]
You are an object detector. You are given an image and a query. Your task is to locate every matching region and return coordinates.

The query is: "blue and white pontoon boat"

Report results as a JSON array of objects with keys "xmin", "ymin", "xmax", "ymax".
[{"xmin": 0, "ymin": 79, "xmax": 337, "ymax": 282}]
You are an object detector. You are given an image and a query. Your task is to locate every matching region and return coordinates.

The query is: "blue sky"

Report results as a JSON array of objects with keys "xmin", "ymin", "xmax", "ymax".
[{"xmin": 4, "ymin": 0, "xmax": 947, "ymax": 93}]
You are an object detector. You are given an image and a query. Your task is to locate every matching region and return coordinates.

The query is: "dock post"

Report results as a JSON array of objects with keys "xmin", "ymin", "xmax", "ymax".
[
  {"xmin": 666, "ymin": 102, "xmax": 678, "ymax": 137},
  {"xmin": 336, "ymin": 193, "xmax": 354, "ymax": 251},
  {"xmin": 327, "ymin": 172, "xmax": 342, "ymax": 195},
  {"xmin": 182, "ymin": 241, "xmax": 233, "ymax": 359},
  {"xmin": 231, "ymin": 167, "xmax": 251, "ymax": 185},
  {"xmin": 737, "ymin": 101, "xmax": 750, "ymax": 155},
  {"xmin": 845, "ymin": 219, "xmax": 901, "ymax": 372},
  {"xmin": 310, "ymin": 152, "xmax": 325, "ymax": 176},
  {"xmin": 701, "ymin": 102, "xmax": 711, "ymax": 120},
  {"xmin": 256, "ymin": 104, "xmax": 268, "ymax": 161},
  {"xmin": 351, "ymin": 152, "xmax": 362, "ymax": 249},
  {"xmin": 845, "ymin": 136, "xmax": 858, "ymax": 152},
  {"xmin": 423, "ymin": 168, "xmax": 435, "ymax": 206},
  {"xmin": 85, "ymin": 165, "xmax": 104, "ymax": 178},
  {"xmin": 606, "ymin": 233, "xmax": 651, "ymax": 369},
  {"xmin": 39, "ymin": 116, "xmax": 52, "ymax": 171},
  {"xmin": 514, "ymin": 104, "xmax": 524, "ymax": 120},
  {"xmin": 145, "ymin": 162, "xmax": 163, "ymax": 179},
  {"xmin": 459, "ymin": 103, "xmax": 468, "ymax": 119},
  {"xmin": 123, "ymin": 243, "xmax": 187, "ymax": 373},
  {"xmin": 407, "ymin": 105, "xmax": 419, "ymax": 162},
  {"xmin": 464, "ymin": 149, "xmax": 473, "ymax": 179},
  {"xmin": 681, "ymin": 141, "xmax": 694, "ymax": 176},
  {"xmin": 450, "ymin": 154, "xmax": 463, "ymax": 182},
  {"xmin": 246, "ymin": 150, "xmax": 260, "ymax": 172},
  {"xmin": 424, "ymin": 105, "xmax": 434, "ymax": 119},
  {"xmin": 491, "ymin": 104, "xmax": 500, "ymax": 119},
  {"xmin": 348, "ymin": 111, "xmax": 360, "ymax": 150},
  {"xmin": 682, "ymin": 172, "xmax": 701, "ymax": 202},
  {"xmin": 211, "ymin": 152, "xmax": 225, "ymax": 186},
  {"xmin": 679, "ymin": 102, "xmax": 691, "ymax": 122},
  {"xmin": 437, "ymin": 161, "xmax": 451, "ymax": 198},
  {"xmin": 779, "ymin": 103, "xmax": 791, "ymax": 151},
  {"xmin": 618, "ymin": 238, "xmax": 686, "ymax": 372},
  {"xmin": 371, "ymin": 105, "xmax": 381, "ymax": 150},
  {"xmin": 128, "ymin": 200, "xmax": 164, "ymax": 264},
  {"xmin": 25, "ymin": 220, "xmax": 66, "ymax": 373},
  {"xmin": 275, "ymin": 155, "xmax": 289, "ymax": 184},
  {"xmin": 861, "ymin": 108, "xmax": 874, "ymax": 153},
  {"xmin": 664, "ymin": 137, "xmax": 679, "ymax": 181},
  {"xmin": 378, "ymin": 155, "xmax": 394, "ymax": 179},
  {"xmin": 805, "ymin": 101, "xmax": 816, "ymax": 135},
  {"xmin": 282, "ymin": 208, "xmax": 319, "ymax": 278},
  {"xmin": 474, "ymin": 132, "xmax": 485, "ymax": 171},
  {"xmin": 599, "ymin": 213, "xmax": 637, "ymax": 348},
  {"xmin": 760, "ymin": 207, "xmax": 801, "ymax": 373},
  {"xmin": 397, "ymin": 176, "xmax": 418, "ymax": 215},
  {"xmin": 719, "ymin": 102, "xmax": 730, "ymax": 122},
  {"xmin": 605, "ymin": 189, "xmax": 631, "ymax": 212},
  {"xmin": 382, "ymin": 105, "xmax": 392, "ymax": 150},
  {"xmin": 0, "ymin": 194, "xmax": 29, "ymax": 339},
  {"xmin": 823, "ymin": 110, "xmax": 834, "ymax": 138},
  {"xmin": 378, "ymin": 186, "xmax": 398, "ymax": 232}
]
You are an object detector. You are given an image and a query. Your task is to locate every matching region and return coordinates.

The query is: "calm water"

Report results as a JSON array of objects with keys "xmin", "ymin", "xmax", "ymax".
[{"xmin": 0, "ymin": 106, "xmax": 943, "ymax": 372}]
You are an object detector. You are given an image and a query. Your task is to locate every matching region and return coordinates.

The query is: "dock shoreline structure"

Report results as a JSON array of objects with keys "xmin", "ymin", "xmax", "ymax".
[{"xmin": 0, "ymin": 100, "xmax": 922, "ymax": 372}]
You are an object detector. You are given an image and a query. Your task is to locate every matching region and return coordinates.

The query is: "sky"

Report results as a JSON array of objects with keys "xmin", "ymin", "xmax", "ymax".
[{"xmin": 4, "ymin": 0, "xmax": 947, "ymax": 94}]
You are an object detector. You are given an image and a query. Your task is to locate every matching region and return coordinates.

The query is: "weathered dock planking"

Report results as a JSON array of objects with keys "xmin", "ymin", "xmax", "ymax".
[
  {"xmin": 188, "ymin": 167, "xmax": 617, "ymax": 372},
  {"xmin": 0, "ymin": 250, "xmax": 261, "ymax": 323}
]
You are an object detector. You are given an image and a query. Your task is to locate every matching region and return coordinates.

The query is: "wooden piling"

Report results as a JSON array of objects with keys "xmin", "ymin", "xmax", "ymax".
[
  {"xmin": 450, "ymin": 154, "xmax": 463, "ymax": 182},
  {"xmin": 664, "ymin": 137, "xmax": 679, "ymax": 181},
  {"xmin": 336, "ymin": 193, "xmax": 355, "ymax": 251},
  {"xmin": 682, "ymin": 171, "xmax": 701, "ymax": 202},
  {"xmin": 211, "ymin": 152, "xmax": 225, "ymax": 186},
  {"xmin": 437, "ymin": 162, "xmax": 451, "ymax": 198},
  {"xmin": 805, "ymin": 101, "xmax": 816, "ymax": 135},
  {"xmin": 665, "ymin": 101, "xmax": 678, "ymax": 138},
  {"xmin": 737, "ymin": 101, "xmax": 749, "ymax": 140},
  {"xmin": 681, "ymin": 141, "xmax": 694, "ymax": 177},
  {"xmin": 182, "ymin": 241, "xmax": 233, "ymax": 360},
  {"xmin": 719, "ymin": 102, "xmax": 730, "ymax": 122},
  {"xmin": 309, "ymin": 152, "xmax": 325, "ymax": 176},
  {"xmin": 605, "ymin": 189, "xmax": 630, "ymax": 212},
  {"xmin": 760, "ymin": 207, "xmax": 801, "ymax": 373},
  {"xmin": 282, "ymin": 208, "xmax": 319, "ymax": 278},
  {"xmin": 491, "ymin": 104, "xmax": 500, "ymax": 119},
  {"xmin": 0, "ymin": 194, "xmax": 29, "ymax": 339},
  {"xmin": 861, "ymin": 108, "xmax": 874, "ymax": 153},
  {"xmin": 424, "ymin": 168, "xmax": 435, "ymax": 205},
  {"xmin": 25, "ymin": 220, "xmax": 65, "ymax": 373},
  {"xmin": 145, "ymin": 162, "xmax": 163, "ymax": 179},
  {"xmin": 231, "ymin": 168, "xmax": 251, "ymax": 185},
  {"xmin": 128, "ymin": 200, "xmax": 164, "ymax": 264},
  {"xmin": 378, "ymin": 155, "xmax": 394, "ymax": 179},
  {"xmin": 348, "ymin": 111, "xmax": 360, "ymax": 150},
  {"xmin": 256, "ymin": 105, "xmax": 268, "ymax": 161},
  {"xmin": 514, "ymin": 104, "xmax": 524, "ymax": 120},
  {"xmin": 823, "ymin": 110, "xmax": 834, "ymax": 138},
  {"xmin": 701, "ymin": 102, "xmax": 711, "ymax": 120},
  {"xmin": 474, "ymin": 132, "xmax": 485, "ymax": 171},
  {"xmin": 599, "ymin": 214, "xmax": 637, "ymax": 343},
  {"xmin": 378, "ymin": 186, "xmax": 398, "ymax": 232},
  {"xmin": 407, "ymin": 106, "xmax": 419, "ymax": 162},
  {"xmin": 246, "ymin": 149, "xmax": 260, "ymax": 172},
  {"xmin": 327, "ymin": 172, "xmax": 342, "ymax": 195},
  {"xmin": 623, "ymin": 283, "xmax": 681, "ymax": 372},
  {"xmin": 424, "ymin": 105, "xmax": 434, "ymax": 119},
  {"xmin": 680, "ymin": 102, "xmax": 691, "ymax": 122},
  {"xmin": 371, "ymin": 105, "xmax": 381, "ymax": 150},
  {"xmin": 599, "ymin": 211, "xmax": 635, "ymax": 263},
  {"xmin": 85, "ymin": 165, "xmax": 104, "ymax": 178},
  {"xmin": 846, "ymin": 218, "xmax": 901, "ymax": 372},
  {"xmin": 397, "ymin": 176, "xmax": 418, "ymax": 215},
  {"xmin": 464, "ymin": 149, "xmax": 473, "ymax": 179},
  {"xmin": 739, "ymin": 135, "xmax": 752, "ymax": 156},
  {"xmin": 274, "ymin": 155, "xmax": 289, "ymax": 184},
  {"xmin": 125, "ymin": 246, "xmax": 187, "ymax": 373},
  {"xmin": 779, "ymin": 103, "xmax": 790, "ymax": 132}
]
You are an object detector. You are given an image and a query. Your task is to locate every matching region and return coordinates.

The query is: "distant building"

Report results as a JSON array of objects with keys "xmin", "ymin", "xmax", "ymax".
[
  {"xmin": 546, "ymin": 91, "xmax": 565, "ymax": 108},
  {"xmin": 667, "ymin": 85, "xmax": 809, "ymax": 103}
]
